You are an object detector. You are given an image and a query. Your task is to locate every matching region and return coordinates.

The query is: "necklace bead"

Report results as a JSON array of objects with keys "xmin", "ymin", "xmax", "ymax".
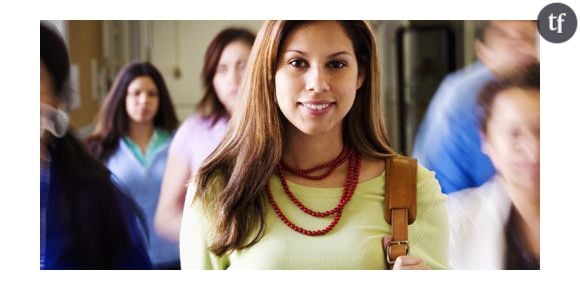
[
  {"xmin": 266, "ymin": 146, "xmax": 361, "ymax": 236},
  {"xmin": 280, "ymin": 146, "xmax": 349, "ymax": 180}
]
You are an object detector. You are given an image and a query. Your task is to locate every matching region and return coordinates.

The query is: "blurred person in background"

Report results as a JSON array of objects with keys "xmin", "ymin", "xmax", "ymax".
[
  {"xmin": 40, "ymin": 22, "xmax": 151, "ymax": 269},
  {"xmin": 448, "ymin": 63, "xmax": 539, "ymax": 269},
  {"xmin": 154, "ymin": 27, "xmax": 256, "ymax": 241},
  {"xmin": 86, "ymin": 62, "xmax": 179, "ymax": 269},
  {"xmin": 412, "ymin": 20, "xmax": 538, "ymax": 194}
]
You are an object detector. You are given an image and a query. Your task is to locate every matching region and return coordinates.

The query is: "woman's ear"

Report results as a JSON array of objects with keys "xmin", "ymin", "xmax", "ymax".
[{"xmin": 480, "ymin": 131, "xmax": 493, "ymax": 159}]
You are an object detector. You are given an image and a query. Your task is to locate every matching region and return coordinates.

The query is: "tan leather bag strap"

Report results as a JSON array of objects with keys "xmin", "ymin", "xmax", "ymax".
[{"xmin": 384, "ymin": 156, "xmax": 417, "ymax": 265}]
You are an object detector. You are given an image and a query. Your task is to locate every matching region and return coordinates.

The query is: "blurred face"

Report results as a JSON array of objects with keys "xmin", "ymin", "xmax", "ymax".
[
  {"xmin": 477, "ymin": 21, "xmax": 538, "ymax": 76},
  {"xmin": 482, "ymin": 88, "xmax": 540, "ymax": 195},
  {"xmin": 125, "ymin": 76, "xmax": 159, "ymax": 125},
  {"xmin": 275, "ymin": 21, "xmax": 364, "ymax": 137},
  {"xmin": 212, "ymin": 40, "xmax": 252, "ymax": 113}
]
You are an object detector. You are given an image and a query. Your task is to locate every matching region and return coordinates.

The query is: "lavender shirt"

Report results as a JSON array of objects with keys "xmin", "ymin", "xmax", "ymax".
[{"xmin": 169, "ymin": 114, "xmax": 228, "ymax": 174}]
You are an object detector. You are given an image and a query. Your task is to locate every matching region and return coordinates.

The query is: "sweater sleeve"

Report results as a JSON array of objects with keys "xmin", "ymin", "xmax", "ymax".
[
  {"xmin": 408, "ymin": 165, "xmax": 449, "ymax": 270},
  {"xmin": 168, "ymin": 116, "xmax": 196, "ymax": 168},
  {"xmin": 179, "ymin": 181, "xmax": 230, "ymax": 270}
]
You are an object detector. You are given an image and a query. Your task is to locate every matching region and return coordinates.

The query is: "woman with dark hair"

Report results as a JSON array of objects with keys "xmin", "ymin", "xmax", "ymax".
[
  {"xmin": 86, "ymin": 62, "xmax": 179, "ymax": 269},
  {"xmin": 448, "ymin": 63, "xmax": 540, "ymax": 269},
  {"xmin": 180, "ymin": 21, "xmax": 448, "ymax": 270},
  {"xmin": 154, "ymin": 27, "xmax": 256, "ymax": 241},
  {"xmin": 40, "ymin": 22, "xmax": 151, "ymax": 269}
]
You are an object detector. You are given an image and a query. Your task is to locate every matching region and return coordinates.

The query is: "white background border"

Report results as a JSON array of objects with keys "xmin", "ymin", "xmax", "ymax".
[{"xmin": 1, "ymin": 0, "xmax": 577, "ymax": 289}]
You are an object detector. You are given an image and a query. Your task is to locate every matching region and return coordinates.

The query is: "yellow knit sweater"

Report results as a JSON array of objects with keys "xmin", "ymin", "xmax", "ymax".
[{"xmin": 180, "ymin": 165, "xmax": 448, "ymax": 269}]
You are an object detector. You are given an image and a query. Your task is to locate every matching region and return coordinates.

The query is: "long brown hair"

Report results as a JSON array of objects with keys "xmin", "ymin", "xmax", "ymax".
[
  {"xmin": 196, "ymin": 28, "xmax": 256, "ymax": 126},
  {"xmin": 86, "ymin": 62, "xmax": 178, "ymax": 161},
  {"xmin": 194, "ymin": 21, "xmax": 395, "ymax": 256}
]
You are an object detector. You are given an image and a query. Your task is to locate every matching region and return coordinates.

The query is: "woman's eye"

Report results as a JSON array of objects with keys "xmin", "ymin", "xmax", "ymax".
[
  {"xmin": 509, "ymin": 128, "xmax": 521, "ymax": 138},
  {"xmin": 216, "ymin": 65, "xmax": 227, "ymax": 73},
  {"xmin": 238, "ymin": 62, "xmax": 247, "ymax": 72},
  {"xmin": 328, "ymin": 60, "xmax": 346, "ymax": 69},
  {"xmin": 289, "ymin": 59, "xmax": 307, "ymax": 68}
]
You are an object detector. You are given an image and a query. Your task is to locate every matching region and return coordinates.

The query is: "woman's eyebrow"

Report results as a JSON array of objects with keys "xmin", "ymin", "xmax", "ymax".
[
  {"xmin": 329, "ymin": 51, "xmax": 352, "ymax": 58},
  {"xmin": 281, "ymin": 50, "xmax": 353, "ymax": 58},
  {"xmin": 282, "ymin": 49, "xmax": 307, "ymax": 56}
]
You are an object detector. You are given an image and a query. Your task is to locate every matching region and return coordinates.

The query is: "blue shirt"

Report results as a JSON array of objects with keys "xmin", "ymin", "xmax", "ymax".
[
  {"xmin": 412, "ymin": 62, "xmax": 496, "ymax": 194},
  {"xmin": 40, "ymin": 166, "xmax": 50, "ymax": 269},
  {"xmin": 122, "ymin": 129, "xmax": 172, "ymax": 167},
  {"xmin": 107, "ymin": 129, "xmax": 179, "ymax": 267}
]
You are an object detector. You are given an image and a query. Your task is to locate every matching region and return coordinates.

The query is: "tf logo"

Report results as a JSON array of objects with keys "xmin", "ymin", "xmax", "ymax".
[{"xmin": 538, "ymin": 2, "xmax": 577, "ymax": 43}]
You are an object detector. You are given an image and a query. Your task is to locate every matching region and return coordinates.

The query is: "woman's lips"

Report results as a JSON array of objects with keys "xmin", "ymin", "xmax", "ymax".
[{"xmin": 299, "ymin": 101, "xmax": 335, "ymax": 116}]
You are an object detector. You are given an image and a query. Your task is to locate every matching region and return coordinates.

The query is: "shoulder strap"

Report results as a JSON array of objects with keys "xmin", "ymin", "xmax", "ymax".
[{"xmin": 384, "ymin": 155, "xmax": 417, "ymax": 265}]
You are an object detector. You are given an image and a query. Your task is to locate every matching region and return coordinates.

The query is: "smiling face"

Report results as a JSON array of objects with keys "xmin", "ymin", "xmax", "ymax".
[
  {"xmin": 274, "ymin": 21, "xmax": 364, "ymax": 138},
  {"xmin": 125, "ymin": 76, "xmax": 160, "ymax": 125},
  {"xmin": 482, "ymin": 87, "xmax": 540, "ymax": 196}
]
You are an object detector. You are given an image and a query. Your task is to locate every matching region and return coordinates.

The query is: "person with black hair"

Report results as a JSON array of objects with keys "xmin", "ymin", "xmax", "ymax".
[
  {"xmin": 40, "ymin": 22, "xmax": 152, "ymax": 269},
  {"xmin": 86, "ymin": 62, "xmax": 180, "ymax": 269}
]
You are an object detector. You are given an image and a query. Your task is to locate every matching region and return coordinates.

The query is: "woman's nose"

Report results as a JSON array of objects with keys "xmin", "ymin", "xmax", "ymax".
[
  {"xmin": 134, "ymin": 93, "xmax": 149, "ymax": 105},
  {"xmin": 306, "ymin": 66, "xmax": 330, "ymax": 93},
  {"xmin": 518, "ymin": 134, "xmax": 539, "ymax": 163},
  {"xmin": 231, "ymin": 68, "xmax": 242, "ymax": 86}
]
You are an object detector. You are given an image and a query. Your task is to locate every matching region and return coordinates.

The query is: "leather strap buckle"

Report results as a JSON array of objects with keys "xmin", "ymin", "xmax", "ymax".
[{"xmin": 386, "ymin": 240, "xmax": 409, "ymax": 265}]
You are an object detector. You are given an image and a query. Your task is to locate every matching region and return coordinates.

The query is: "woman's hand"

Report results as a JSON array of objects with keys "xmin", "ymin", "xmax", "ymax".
[
  {"xmin": 383, "ymin": 235, "xmax": 431, "ymax": 270},
  {"xmin": 391, "ymin": 255, "xmax": 431, "ymax": 270}
]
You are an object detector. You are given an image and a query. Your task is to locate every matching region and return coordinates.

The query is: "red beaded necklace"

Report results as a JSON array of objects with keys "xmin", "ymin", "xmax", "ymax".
[
  {"xmin": 266, "ymin": 146, "xmax": 361, "ymax": 236},
  {"xmin": 279, "ymin": 146, "xmax": 350, "ymax": 180}
]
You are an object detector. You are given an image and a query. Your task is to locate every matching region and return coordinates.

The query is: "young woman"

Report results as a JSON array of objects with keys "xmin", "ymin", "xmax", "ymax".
[
  {"xmin": 448, "ymin": 63, "xmax": 540, "ymax": 269},
  {"xmin": 180, "ymin": 21, "xmax": 448, "ymax": 270},
  {"xmin": 86, "ymin": 62, "xmax": 179, "ymax": 269},
  {"xmin": 154, "ymin": 28, "xmax": 255, "ymax": 241},
  {"xmin": 41, "ymin": 23, "xmax": 151, "ymax": 269}
]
